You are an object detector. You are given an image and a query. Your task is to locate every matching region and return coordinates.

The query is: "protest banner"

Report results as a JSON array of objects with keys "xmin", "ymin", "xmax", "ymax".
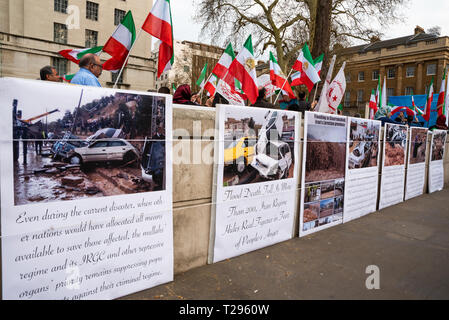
[
  {"xmin": 379, "ymin": 123, "xmax": 408, "ymax": 210},
  {"xmin": 300, "ymin": 112, "xmax": 347, "ymax": 236},
  {"xmin": 0, "ymin": 78, "xmax": 173, "ymax": 300},
  {"xmin": 209, "ymin": 105, "xmax": 300, "ymax": 263},
  {"xmin": 428, "ymin": 130, "xmax": 447, "ymax": 193},
  {"xmin": 404, "ymin": 128, "xmax": 428, "ymax": 200},
  {"xmin": 343, "ymin": 118, "xmax": 381, "ymax": 223}
]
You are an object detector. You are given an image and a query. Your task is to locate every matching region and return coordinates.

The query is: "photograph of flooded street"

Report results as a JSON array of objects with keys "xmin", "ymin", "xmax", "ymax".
[{"xmin": 12, "ymin": 88, "xmax": 167, "ymax": 206}]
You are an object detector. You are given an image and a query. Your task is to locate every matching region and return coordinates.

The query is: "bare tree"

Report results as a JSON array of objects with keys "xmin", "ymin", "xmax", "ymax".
[
  {"xmin": 195, "ymin": 0, "xmax": 406, "ymax": 72},
  {"xmin": 427, "ymin": 26, "xmax": 441, "ymax": 36}
]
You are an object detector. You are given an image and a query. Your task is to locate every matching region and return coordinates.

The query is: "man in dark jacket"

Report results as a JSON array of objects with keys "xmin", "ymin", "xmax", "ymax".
[
  {"xmin": 289, "ymin": 91, "xmax": 316, "ymax": 116},
  {"xmin": 252, "ymin": 88, "xmax": 274, "ymax": 109}
]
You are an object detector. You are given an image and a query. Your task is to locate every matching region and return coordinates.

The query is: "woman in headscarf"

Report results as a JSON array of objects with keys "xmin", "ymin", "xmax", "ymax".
[
  {"xmin": 429, "ymin": 114, "xmax": 449, "ymax": 131},
  {"xmin": 173, "ymin": 84, "xmax": 197, "ymax": 105}
]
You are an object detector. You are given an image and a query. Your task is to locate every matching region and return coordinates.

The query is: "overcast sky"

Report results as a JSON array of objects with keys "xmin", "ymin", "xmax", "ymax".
[{"xmin": 170, "ymin": 0, "xmax": 449, "ymax": 50}]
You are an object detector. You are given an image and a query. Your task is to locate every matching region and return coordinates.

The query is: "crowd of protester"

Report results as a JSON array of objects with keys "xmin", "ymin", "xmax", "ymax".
[{"xmin": 39, "ymin": 62, "xmax": 448, "ymax": 132}]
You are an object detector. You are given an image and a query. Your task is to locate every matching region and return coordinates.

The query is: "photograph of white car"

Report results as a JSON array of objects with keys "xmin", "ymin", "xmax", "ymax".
[
  {"xmin": 223, "ymin": 109, "xmax": 296, "ymax": 186},
  {"xmin": 12, "ymin": 86, "xmax": 167, "ymax": 206}
]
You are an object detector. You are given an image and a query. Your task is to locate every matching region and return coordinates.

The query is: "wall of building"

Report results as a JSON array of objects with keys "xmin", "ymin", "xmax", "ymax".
[{"xmin": 0, "ymin": 0, "xmax": 156, "ymax": 91}]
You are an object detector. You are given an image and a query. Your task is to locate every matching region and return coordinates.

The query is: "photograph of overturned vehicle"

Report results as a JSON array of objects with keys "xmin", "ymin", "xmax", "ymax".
[
  {"xmin": 223, "ymin": 109, "xmax": 296, "ymax": 186},
  {"xmin": 348, "ymin": 119, "xmax": 380, "ymax": 170},
  {"xmin": 12, "ymin": 87, "xmax": 167, "ymax": 206}
]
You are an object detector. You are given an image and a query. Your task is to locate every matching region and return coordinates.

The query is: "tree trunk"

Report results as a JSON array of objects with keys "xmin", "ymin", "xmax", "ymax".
[{"xmin": 311, "ymin": 0, "xmax": 331, "ymax": 70}]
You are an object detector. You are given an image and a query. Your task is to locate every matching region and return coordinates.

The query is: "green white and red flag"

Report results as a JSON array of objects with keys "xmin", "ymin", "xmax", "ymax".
[
  {"xmin": 228, "ymin": 35, "xmax": 259, "ymax": 104},
  {"xmin": 369, "ymin": 89, "xmax": 377, "ymax": 119},
  {"xmin": 269, "ymin": 52, "xmax": 295, "ymax": 99},
  {"xmin": 204, "ymin": 74, "xmax": 218, "ymax": 97},
  {"xmin": 423, "ymin": 77, "xmax": 434, "ymax": 122},
  {"xmin": 411, "ymin": 93, "xmax": 424, "ymax": 116},
  {"xmin": 291, "ymin": 43, "xmax": 321, "ymax": 92},
  {"xmin": 212, "ymin": 43, "xmax": 235, "ymax": 81},
  {"xmin": 62, "ymin": 74, "xmax": 75, "ymax": 83},
  {"xmin": 59, "ymin": 46, "xmax": 103, "ymax": 64},
  {"xmin": 314, "ymin": 54, "xmax": 324, "ymax": 76},
  {"xmin": 437, "ymin": 69, "xmax": 446, "ymax": 116},
  {"xmin": 142, "ymin": 0, "xmax": 174, "ymax": 77},
  {"xmin": 196, "ymin": 63, "xmax": 208, "ymax": 88},
  {"xmin": 102, "ymin": 11, "xmax": 136, "ymax": 72},
  {"xmin": 375, "ymin": 77, "xmax": 382, "ymax": 111}
]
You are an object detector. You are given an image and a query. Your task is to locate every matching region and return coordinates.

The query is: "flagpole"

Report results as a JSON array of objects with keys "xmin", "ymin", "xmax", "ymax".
[
  {"xmin": 274, "ymin": 69, "xmax": 294, "ymax": 105},
  {"xmin": 198, "ymin": 72, "xmax": 213, "ymax": 96},
  {"xmin": 113, "ymin": 29, "xmax": 144, "ymax": 89},
  {"xmin": 313, "ymin": 82, "xmax": 320, "ymax": 103}
]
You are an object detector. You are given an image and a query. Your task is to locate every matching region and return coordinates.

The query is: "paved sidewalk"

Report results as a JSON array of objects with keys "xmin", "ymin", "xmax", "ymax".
[{"xmin": 123, "ymin": 189, "xmax": 449, "ymax": 300}]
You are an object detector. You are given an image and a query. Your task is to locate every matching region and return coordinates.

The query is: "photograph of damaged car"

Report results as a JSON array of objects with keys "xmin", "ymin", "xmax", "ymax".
[
  {"xmin": 223, "ymin": 110, "xmax": 296, "ymax": 187},
  {"xmin": 12, "ymin": 90, "xmax": 166, "ymax": 206},
  {"xmin": 348, "ymin": 119, "xmax": 380, "ymax": 170}
]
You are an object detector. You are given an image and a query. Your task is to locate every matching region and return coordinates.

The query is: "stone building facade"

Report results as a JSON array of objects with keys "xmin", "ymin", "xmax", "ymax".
[
  {"xmin": 0, "ymin": 0, "xmax": 156, "ymax": 91},
  {"xmin": 339, "ymin": 26, "xmax": 449, "ymax": 116}
]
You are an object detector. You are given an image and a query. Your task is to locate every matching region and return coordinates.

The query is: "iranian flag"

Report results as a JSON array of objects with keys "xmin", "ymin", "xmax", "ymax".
[
  {"xmin": 423, "ymin": 78, "xmax": 434, "ymax": 122},
  {"xmin": 437, "ymin": 69, "xmax": 446, "ymax": 116},
  {"xmin": 62, "ymin": 74, "xmax": 75, "ymax": 83},
  {"xmin": 411, "ymin": 94, "xmax": 424, "ymax": 116},
  {"xmin": 59, "ymin": 46, "xmax": 103, "ymax": 64},
  {"xmin": 228, "ymin": 35, "xmax": 258, "ymax": 104},
  {"xmin": 375, "ymin": 77, "xmax": 382, "ymax": 111},
  {"xmin": 196, "ymin": 63, "xmax": 208, "ymax": 88},
  {"xmin": 204, "ymin": 74, "xmax": 218, "ymax": 97},
  {"xmin": 212, "ymin": 43, "xmax": 235, "ymax": 80},
  {"xmin": 369, "ymin": 89, "xmax": 377, "ymax": 119},
  {"xmin": 102, "ymin": 11, "xmax": 136, "ymax": 72},
  {"xmin": 142, "ymin": 0, "xmax": 174, "ymax": 77},
  {"xmin": 290, "ymin": 71, "xmax": 302, "ymax": 87},
  {"xmin": 292, "ymin": 43, "xmax": 321, "ymax": 92},
  {"xmin": 269, "ymin": 52, "xmax": 295, "ymax": 99},
  {"xmin": 314, "ymin": 54, "xmax": 324, "ymax": 76},
  {"xmin": 390, "ymin": 105, "xmax": 415, "ymax": 116}
]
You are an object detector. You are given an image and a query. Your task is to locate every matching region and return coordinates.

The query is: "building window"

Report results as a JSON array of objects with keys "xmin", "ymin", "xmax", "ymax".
[
  {"xmin": 387, "ymin": 68, "xmax": 395, "ymax": 79},
  {"xmin": 85, "ymin": 30, "xmax": 98, "ymax": 47},
  {"xmin": 405, "ymin": 87, "xmax": 414, "ymax": 96},
  {"xmin": 358, "ymin": 71, "xmax": 365, "ymax": 82},
  {"xmin": 54, "ymin": 23, "xmax": 68, "ymax": 44},
  {"xmin": 372, "ymin": 70, "xmax": 379, "ymax": 81},
  {"xmin": 114, "ymin": 9, "xmax": 126, "ymax": 26},
  {"xmin": 406, "ymin": 67, "xmax": 415, "ymax": 78},
  {"xmin": 357, "ymin": 90, "xmax": 364, "ymax": 103},
  {"xmin": 387, "ymin": 88, "xmax": 395, "ymax": 97},
  {"xmin": 427, "ymin": 64, "xmax": 437, "ymax": 75},
  {"xmin": 52, "ymin": 57, "xmax": 67, "ymax": 76},
  {"xmin": 86, "ymin": 1, "xmax": 99, "ymax": 21},
  {"xmin": 344, "ymin": 91, "xmax": 351, "ymax": 107},
  {"xmin": 112, "ymin": 71, "xmax": 124, "ymax": 84},
  {"xmin": 54, "ymin": 0, "xmax": 68, "ymax": 13}
]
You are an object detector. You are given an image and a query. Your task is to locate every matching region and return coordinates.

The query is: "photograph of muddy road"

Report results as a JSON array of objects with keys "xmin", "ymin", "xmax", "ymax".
[
  {"xmin": 223, "ymin": 109, "xmax": 296, "ymax": 187},
  {"xmin": 409, "ymin": 128, "xmax": 428, "ymax": 164},
  {"xmin": 431, "ymin": 131, "xmax": 447, "ymax": 161},
  {"xmin": 384, "ymin": 123, "xmax": 408, "ymax": 167},
  {"xmin": 12, "ymin": 88, "xmax": 167, "ymax": 206}
]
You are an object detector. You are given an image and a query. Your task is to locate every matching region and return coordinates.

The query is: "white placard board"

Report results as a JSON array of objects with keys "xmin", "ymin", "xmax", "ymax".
[
  {"xmin": 343, "ymin": 118, "xmax": 381, "ymax": 223},
  {"xmin": 209, "ymin": 105, "xmax": 300, "ymax": 263},
  {"xmin": 404, "ymin": 127, "xmax": 428, "ymax": 200},
  {"xmin": 428, "ymin": 130, "xmax": 447, "ymax": 194},
  {"xmin": 300, "ymin": 112, "xmax": 348, "ymax": 237},
  {"xmin": 379, "ymin": 123, "xmax": 408, "ymax": 210},
  {"xmin": 0, "ymin": 78, "xmax": 173, "ymax": 300}
]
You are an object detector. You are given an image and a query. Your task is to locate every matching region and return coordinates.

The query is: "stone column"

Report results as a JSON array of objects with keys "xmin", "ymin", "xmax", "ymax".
[
  {"xmin": 396, "ymin": 64, "xmax": 403, "ymax": 96},
  {"xmin": 416, "ymin": 62, "xmax": 424, "ymax": 94}
]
